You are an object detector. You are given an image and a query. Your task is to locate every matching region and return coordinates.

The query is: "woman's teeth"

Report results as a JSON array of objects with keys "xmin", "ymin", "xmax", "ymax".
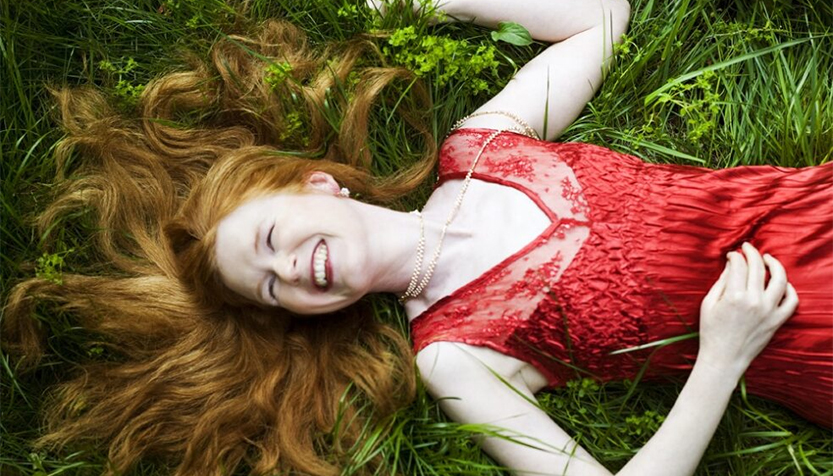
[{"xmin": 314, "ymin": 243, "xmax": 329, "ymax": 288}]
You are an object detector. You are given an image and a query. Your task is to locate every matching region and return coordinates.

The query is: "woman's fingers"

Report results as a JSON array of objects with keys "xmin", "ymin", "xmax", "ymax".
[
  {"xmin": 702, "ymin": 262, "xmax": 729, "ymax": 310},
  {"xmin": 699, "ymin": 249, "xmax": 798, "ymax": 370},
  {"xmin": 772, "ymin": 283, "xmax": 798, "ymax": 327},
  {"xmin": 742, "ymin": 242, "xmax": 765, "ymax": 292},
  {"xmin": 762, "ymin": 253, "xmax": 789, "ymax": 308},
  {"xmin": 726, "ymin": 251, "xmax": 748, "ymax": 295},
  {"xmin": 773, "ymin": 282, "xmax": 799, "ymax": 324}
]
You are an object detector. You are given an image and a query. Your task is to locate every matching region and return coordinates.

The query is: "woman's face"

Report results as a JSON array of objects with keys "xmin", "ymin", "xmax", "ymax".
[{"xmin": 214, "ymin": 176, "xmax": 372, "ymax": 315}]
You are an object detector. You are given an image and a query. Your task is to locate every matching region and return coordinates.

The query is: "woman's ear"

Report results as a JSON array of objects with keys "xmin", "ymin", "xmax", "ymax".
[{"xmin": 305, "ymin": 171, "xmax": 340, "ymax": 195}]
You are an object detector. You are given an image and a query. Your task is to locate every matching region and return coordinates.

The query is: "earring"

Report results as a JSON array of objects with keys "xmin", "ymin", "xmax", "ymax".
[{"xmin": 338, "ymin": 187, "xmax": 350, "ymax": 198}]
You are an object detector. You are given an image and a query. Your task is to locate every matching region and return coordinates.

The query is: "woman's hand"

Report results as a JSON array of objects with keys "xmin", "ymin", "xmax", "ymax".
[{"xmin": 698, "ymin": 242, "xmax": 799, "ymax": 376}]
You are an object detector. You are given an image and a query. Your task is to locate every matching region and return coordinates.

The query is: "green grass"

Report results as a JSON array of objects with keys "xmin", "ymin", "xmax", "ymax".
[{"xmin": 2, "ymin": 0, "xmax": 831, "ymax": 474}]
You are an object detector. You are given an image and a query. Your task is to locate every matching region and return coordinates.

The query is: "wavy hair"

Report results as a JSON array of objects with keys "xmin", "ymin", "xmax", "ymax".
[{"xmin": 2, "ymin": 19, "xmax": 436, "ymax": 476}]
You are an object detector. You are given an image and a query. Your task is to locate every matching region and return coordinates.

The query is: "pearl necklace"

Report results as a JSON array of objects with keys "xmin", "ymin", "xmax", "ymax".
[{"xmin": 400, "ymin": 112, "xmax": 539, "ymax": 302}]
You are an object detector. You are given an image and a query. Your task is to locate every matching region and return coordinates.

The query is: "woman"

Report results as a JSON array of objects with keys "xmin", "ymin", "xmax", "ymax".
[
  {"xmin": 3, "ymin": 1, "xmax": 830, "ymax": 475},
  {"xmin": 203, "ymin": 1, "xmax": 831, "ymax": 475}
]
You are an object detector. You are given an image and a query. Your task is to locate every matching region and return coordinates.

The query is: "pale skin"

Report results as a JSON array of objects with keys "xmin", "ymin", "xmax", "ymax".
[{"xmin": 214, "ymin": 0, "xmax": 800, "ymax": 474}]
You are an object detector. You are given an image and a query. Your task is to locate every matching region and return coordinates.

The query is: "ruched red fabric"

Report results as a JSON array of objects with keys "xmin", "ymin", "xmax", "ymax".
[{"xmin": 411, "ymin": 128, "xmax": 833, "ymax": 427}]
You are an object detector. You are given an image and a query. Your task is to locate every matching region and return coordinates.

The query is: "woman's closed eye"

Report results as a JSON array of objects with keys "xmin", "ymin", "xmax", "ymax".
[
  {"xmin": 266, "ymin": 224, "xmax": 275, "ymax": 251},
  {"xmin": 268, "ymin": 275, "xmax": 279, "ymax": 304},
  {"xmin": 264, "ymin": 223, "xmax": 278, "ymax": 304}
]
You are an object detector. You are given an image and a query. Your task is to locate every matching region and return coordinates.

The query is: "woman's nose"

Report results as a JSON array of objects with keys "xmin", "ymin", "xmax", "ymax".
[{"xmin": 272, "ymin": 252, "xmax": 300, "ymax": 285}]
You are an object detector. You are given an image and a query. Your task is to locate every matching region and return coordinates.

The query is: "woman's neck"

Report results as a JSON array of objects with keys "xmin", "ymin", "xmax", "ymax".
[{"xmin": 350, "ymin": 199, "xmax": 470, "ymax": 298}]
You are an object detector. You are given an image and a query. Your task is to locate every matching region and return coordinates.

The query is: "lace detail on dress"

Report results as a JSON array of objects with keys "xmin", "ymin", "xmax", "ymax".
[
  {"xmin": 561, "ymin": 176, "xmax": 590, "ymax": 217},
  {"xmin": 411, "ymin": 129, "xmax": 592, "ymax": 380},
  {"xmin": 504, "ymin": 251, "xmax": 564, "ymax": 299},
  {"xmin": 484, "ymin": 153, "xmax": 536, "ymax": 181}
]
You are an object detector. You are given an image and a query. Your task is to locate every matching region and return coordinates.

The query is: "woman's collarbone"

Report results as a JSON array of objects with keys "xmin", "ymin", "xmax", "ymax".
[{"xmin": 418, "ymin": 180, "xmax": 549, "ymax": 307}]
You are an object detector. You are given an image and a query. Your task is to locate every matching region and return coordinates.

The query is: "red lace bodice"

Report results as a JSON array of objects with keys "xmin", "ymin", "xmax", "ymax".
[{"xmin": 410, "ymin": 128, "xmax": 833, "ymax": 427}]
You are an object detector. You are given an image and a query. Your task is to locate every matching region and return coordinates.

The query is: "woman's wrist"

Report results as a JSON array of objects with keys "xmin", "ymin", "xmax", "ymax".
[
  {"xmin": 616, "ymin": 350, "xmax": 740, "ymax": 476},
  {"xmin": 694, "ymin": 351, "xmax": 746, "ymax": 386}
]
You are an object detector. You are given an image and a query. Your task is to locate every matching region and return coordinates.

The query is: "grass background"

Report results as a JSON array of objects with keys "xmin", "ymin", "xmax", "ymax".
[{"xmin": 1, "ymin": 0, "xmax": 831, "ymax": 474}]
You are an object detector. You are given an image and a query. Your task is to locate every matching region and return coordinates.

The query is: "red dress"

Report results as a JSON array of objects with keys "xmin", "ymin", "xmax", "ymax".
[{"xmin": 411, "ymin": 128, "xmax": 833, "ymax": 428}]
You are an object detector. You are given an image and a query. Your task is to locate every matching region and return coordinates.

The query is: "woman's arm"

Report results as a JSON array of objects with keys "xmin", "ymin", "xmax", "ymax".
[
  {"xmin": 417, "ymin": 243, "xmax": 798, "ymax": 475},
  {"xmin": 417, "ymin": 342, "xmax": 612, "ymax": 476},
  {"xmin": 428, "ymin": 0, "xmax": 631, "ymax": 140},
  {"xmin": 419, "ymin": 345, "xmax": 734, "ymax": 476}
]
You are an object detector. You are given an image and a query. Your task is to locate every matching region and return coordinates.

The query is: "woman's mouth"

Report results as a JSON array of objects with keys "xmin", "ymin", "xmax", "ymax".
[{"xmin": 311, "ymin": 239, "xmax": 331, "ymax": 290}]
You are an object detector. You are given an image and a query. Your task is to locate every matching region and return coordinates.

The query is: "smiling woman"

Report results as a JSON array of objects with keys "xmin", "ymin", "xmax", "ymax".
[
  {"xmin": 2, "ymin": 1, "xmax": 832, "ymax": 476},
  {"xmin": 3, "ymin": 18, "xmax": 436, "ymax": 476}
]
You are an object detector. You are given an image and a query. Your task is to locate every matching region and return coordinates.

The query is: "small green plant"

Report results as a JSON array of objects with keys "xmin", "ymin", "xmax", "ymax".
[
  {"xmin": 648, "ymin": 70, "xmax": 722, "ymax": 144},
  {"xmin": 159, "ymin": 0, "xmax": 234, "ymax": 30},
  {"xmin": 264, "ymin": 61, "xmax": 294, "ymax": 89},
  {"xmin": 383, "ymin": 26, "xmax": 500, "ymax": 94},
  {"xmin": 613, "ymin": 32, "xmax": 642, "ymax": 61},
  {"xmin": 541, "ymin": 378, "xmax": 602, "ymax": 412},
  {"xmin": 280, "ymin": 111, "xmax": 304, "ymax": 142},
  {"xmin": 27, "ymin": 452, "xmax": 48, "ymax": 476},
  {"xmin": 98, "ymin": 57, "xmax": 146, "ymax": 108},
  {"xmin": 337, "ymin": 3, "xmax": 359, "ymax": 19},
  {"xmin": 713, "ymin": 18, "xmax": 781, "ymax": 49},
  {"xmin": 35, "ymin": 248, "xmax": 74, "ymax": 285},
  {"xmin": 622, "ymin": 410, "xmax": 665, "ymax": 437}
]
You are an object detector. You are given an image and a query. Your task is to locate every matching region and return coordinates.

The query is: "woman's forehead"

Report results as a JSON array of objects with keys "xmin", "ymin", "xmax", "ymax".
[{"xmin": 214, "ymin": 206, "xmax": 267, "ymax": 301}]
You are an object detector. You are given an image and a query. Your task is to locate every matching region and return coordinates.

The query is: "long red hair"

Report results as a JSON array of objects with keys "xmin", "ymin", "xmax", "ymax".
[{"xmin": 3, "ymin": 19, "xmax": 435, "ymax": 476}]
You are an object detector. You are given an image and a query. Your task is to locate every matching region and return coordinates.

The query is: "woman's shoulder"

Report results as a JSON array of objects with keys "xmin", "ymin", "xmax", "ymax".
[
  {"xmin": 415, "ymin": 341, "xmax": 549, "ymax": 392},
  {"xmin": 439, "ymin": 127, "xmax": 554, "ymax": 175},
  {"xmin": 440, "ymin": 126, "xmax": 618, "ymax": 156}
]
